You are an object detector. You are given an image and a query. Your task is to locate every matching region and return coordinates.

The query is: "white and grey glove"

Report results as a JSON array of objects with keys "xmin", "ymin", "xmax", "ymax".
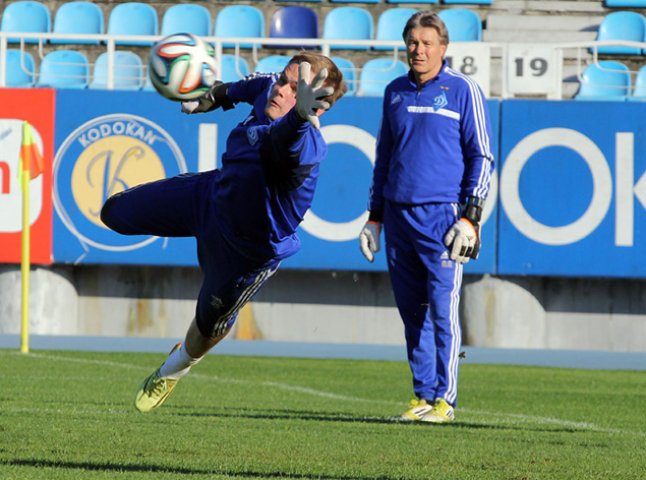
[
  {"xmin": 296, "ymin": 62, "xmax": 333, "ymax": 129},
  {"xmin": 359, "ymin": 221, "xmax": 381, "ymax": 263},
  {"xmin": 443, "ymin": 218, "xmax": 478, "ymax": 264},
  {"xmin": 181, "ymin": 81, "xmax": 234, "ymax": 114}
]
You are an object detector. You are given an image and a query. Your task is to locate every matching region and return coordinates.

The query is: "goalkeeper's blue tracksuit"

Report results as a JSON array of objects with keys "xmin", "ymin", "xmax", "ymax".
[
  {"xmin": 368, "ymin": 62, "xmax": 494, "ymax": 406},
  {"xmin": 101, "ymin": 73, "xmax": 327, "ymax": 338}
]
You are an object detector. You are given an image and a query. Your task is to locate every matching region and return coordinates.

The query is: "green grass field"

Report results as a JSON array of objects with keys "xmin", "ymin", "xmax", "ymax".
[{"xmin": 1, "ymin": 348, "xmax": 644, "ymax": 480}]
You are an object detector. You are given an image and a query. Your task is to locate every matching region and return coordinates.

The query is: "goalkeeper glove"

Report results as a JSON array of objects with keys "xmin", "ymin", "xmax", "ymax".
[
  {"xmin": 181, "ymin": 81, "xmax": 234, "ymax": 114},
  {"xmin": 359, "ymin": 221, "xmax": 381, "ymax": 263},
  {"xmin": 443, "ymin": 196, "xmax": 484, "ymax": 264},
  {"xmin": 295, "ymin": 62, "xmax": 334, "ymax": 129}
]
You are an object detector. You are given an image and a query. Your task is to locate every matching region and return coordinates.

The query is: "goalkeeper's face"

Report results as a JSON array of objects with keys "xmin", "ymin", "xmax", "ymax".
[
  {"xmin": 405, "ymin": 26, "xmax": 447, "ymax": 85},
  {"xmin": 265, "ymin": 63, "xmax": 302, "ymax": 121}
]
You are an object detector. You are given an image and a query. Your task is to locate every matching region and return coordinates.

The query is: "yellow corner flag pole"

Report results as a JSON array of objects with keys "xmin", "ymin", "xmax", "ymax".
[{"xmin": 20, "ymin": 121, "xmax": 32, "ymax": 354}]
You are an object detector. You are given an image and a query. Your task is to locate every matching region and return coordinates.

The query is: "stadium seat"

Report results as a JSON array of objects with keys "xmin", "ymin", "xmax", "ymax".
[
  {"xmin": 331, "ymin": 56, "xmax": 357, "ymax": 96},
  {"xmin": 161, "ymin": 4, "xmax": 211, "ymax": 37},
  {"xmin": 220, "ymin": 54, "xmax": 250, "ymax": 83},
  {"xmin": 574, "ymin": 61, "xmax": 630, "ymax": 101},
  {"xmin": 323, "ymin": 7, "xmax": 373, "ymax": 50},
  {"xmin": 604, "ymin": 0, "xmax": 646, "ymax": 7},
  {"xmin": 4, "ymin": 49, "xmax": 36, "ymax": 87},
  {"xmin": 375, "ymin": 8, "xmax": 417, "ymax": 51},
  {"xmin": 438, "ymin": 9, "xmax": 482, "ymax": 42},
  {"xmin": 254, "ymin": 55, "xmax": 291, "ymax": 73},
  {"xmin": 358, "ymin": 57, "xmax": 408, "ymax": 96},
  {"xmin": 90, "ymin": 51, "xmax": 144, "ymax": 90},
  {"xmin": 269, "ymin": 6, "xmax": 318, "ymax": 48},
  {"xmin": 51, "ymin": 2, "xmax": 104, "ymax": 45},
  {"xmin": 37, "ymin": 50, "xmax": 89, "ymax": 89},
  {"xmin": 595, "ymin": 11, "xmax": 646, "ymax": 55},
  {"xmin": 107, "ymin": 2, "xmax": 158, "ymax": 46},
  {"xmin": 214, "ymin": 5, "xmax": 265, "ymax": 49},
  {"xmin": 628, "ymin": 65, "xmax": 646, "ymax": 101},
  {"xmin": 0, "ymin": 1, "xmax": 51, "ymax": 44}
]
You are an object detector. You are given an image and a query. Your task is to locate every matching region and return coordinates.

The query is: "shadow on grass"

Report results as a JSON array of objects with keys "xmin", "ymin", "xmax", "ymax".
[{"xmin": 1, "ymin": 458, "xmax": 406, "ymax": 480}]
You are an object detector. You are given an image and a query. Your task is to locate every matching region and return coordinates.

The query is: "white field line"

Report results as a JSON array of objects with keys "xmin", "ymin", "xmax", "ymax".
[{"xmin": 5, "ymin": 351, "xmax": 644, "ymax": 437}]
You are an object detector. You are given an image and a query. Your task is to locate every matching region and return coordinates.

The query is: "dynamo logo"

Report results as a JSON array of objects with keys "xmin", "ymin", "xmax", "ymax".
[{"xmin": 54, "ymin": 114, "xmax": 187, "ymax": 258}]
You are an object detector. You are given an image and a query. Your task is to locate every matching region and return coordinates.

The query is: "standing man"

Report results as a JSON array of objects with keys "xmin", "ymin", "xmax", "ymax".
[
  {"xmin": 101, "ymin": 52, "xmax": 346, "ymax": 413},
  {"xmin": 359, "ymin": 11, "xmax": 494, "ymax": 423}
]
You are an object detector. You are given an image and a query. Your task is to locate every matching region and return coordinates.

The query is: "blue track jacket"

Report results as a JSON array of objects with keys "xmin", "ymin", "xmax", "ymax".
[{"xmin": 369, "ymin": 62, "xmax": 494, "ymax": 216}]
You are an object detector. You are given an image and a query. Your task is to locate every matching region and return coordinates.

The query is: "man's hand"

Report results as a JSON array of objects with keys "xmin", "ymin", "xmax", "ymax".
[
  {"xmin": 296, "ymin": 62, "xmax": 334, "ymax": 129},
  {"xmin": 443, "ymin": 218, "xmax": 479, "ymax": 264},
  {"xmin": 182, "ymin": 81, "xmax": 233, "ymax": 114},
  {"xmin": 359, "ymin": 221, "xmax": 381, "ymax": 262}
]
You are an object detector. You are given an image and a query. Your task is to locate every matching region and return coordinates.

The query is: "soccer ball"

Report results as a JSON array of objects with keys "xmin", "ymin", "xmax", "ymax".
[{"xmin": 148, "ymin": 33, "xmax": 218, "ymax": 101}]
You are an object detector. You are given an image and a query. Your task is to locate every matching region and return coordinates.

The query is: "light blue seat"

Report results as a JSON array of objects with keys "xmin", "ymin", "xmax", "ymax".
[
  {"xmin": 628, "ymin": 65, "xmax": 646, "ymax": 101},
  {"xmin": 269, "ymin": 6, "xmax": 319, "ymax": 48},
  {"xmin": 323, "ymin": 7, "xmax": 373, "ymax": 50},
  {"xmin": 220, "ymin": 54, "xmax": 250, "ymax": 83},
  {"xmin": 358, "ymin": 57, "xmax": 408, "ymax": 96},
  {"xmin": 0, "ymin": 1, "xmax": 51, "ymax": 44},
  {"xmin": 375, "ymin": 8, "xmax": 417, "ymax": 51},
  {"xmin": 161, "ymin": 4, "xmax": 211, "ymax": 37},
  {"xmin": 37, "ymin": 50, "xmax": 89, "ymax": 89},
  {"xmin": 331, "ymin": 56, "xmax": 357, "ymax": 96},
  {"xmin": 214, "ymin": 5, "xmax": 265, "ymax": 49},
  {"xmin": 51, "ymin": 2, "xmax": 104, "ymax": 45},
  {"xmin": 90, "ymin": 51, "xmax": 144, "ymax": 90},
  {"xmin": 574, "ymin": 61, "xmax": 630, "ymax": 101},
  {"xmin": 107, "ymin": 2, "xmax": 158, "ymax": 46},
  {"xmin": 438, "ymin": 8, "xmax": 482, "ymax": 42},
  {"xmin": 604, "ymin": 0, "xmax": 646, "ymax": 6},
  {"xmin": 254, "ymin": 55, "xmax": 291, "ymax": 73},
  {"xmin": 595, "ymin": 11, "xmax": 646, "ymax": 55},
  {"xmin": 5, "ymin": 49, "xmax": 36, "ymax": 87}
]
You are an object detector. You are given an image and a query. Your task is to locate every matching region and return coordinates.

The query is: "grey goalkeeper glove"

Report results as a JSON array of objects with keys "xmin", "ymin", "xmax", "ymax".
[
  {"xmin": 181, "ymin": 81, "xmax": 234, "ymax": 114},
  {"xmin": 296, "ymin": 62, "xmax": 333, "ymax": 129},
  {"xmin": 443, "ymin": 196, "xmax": 484, "ymax": 264},
  {"xmin": 359, "ymin": 221, "xmax": 381, "ymax": 263}
]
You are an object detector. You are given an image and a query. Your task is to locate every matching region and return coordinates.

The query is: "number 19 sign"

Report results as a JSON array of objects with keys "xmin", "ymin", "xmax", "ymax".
[{"xmin": 506, "ymin": 45, "xmax": 561, "ymax": 99}]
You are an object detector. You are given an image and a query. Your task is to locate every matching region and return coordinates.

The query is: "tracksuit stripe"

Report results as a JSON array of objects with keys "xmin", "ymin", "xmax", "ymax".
[{"xmin": 445, "ymin": 261, "xmax": 463, "ymax": 404}]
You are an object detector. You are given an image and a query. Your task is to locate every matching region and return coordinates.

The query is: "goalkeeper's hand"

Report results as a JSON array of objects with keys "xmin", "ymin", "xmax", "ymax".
[
  {"xmin": 182, "ymin": 81, "xmax": 233, "ymax": 114},
  {"xmin": 443, "ymin": 218, "xmax": 480, "ymax": 264},
  {"xmin": 296, "ymin": 62, "xmax": 333, "ymax": 129},
  {"xmin": 359, "ymin": 221, "xmax": 381, "ymax": 263}
]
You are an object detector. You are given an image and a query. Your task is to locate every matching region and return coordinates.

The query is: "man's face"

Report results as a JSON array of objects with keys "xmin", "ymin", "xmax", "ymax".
[
  {"xmin": 265, "ymin": 62, "xmax": 303, "ymax": 121},
  {"xmin": 406, "ymin": 26, "xmax": 447, "ymax": 84}
]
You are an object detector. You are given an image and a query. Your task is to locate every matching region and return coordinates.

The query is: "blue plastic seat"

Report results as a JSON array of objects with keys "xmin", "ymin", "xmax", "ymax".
[
  {"xmin": 51, "ymin": 2, "xmax": 104, "ymax": 45},
  {"xmin": 220, "ymin": 54, "xmax": 250, "ymax": 83},
  {"xmin": 254, "ymin": 55, "xmax": 291, "ymax": 73},
  {"xmin": 37, "ymin": 50, "xmax": 89, "ymax": 89},
  {"xmin": 358, "ymin": 58, "xmax": 408, "ymax": 96},
  {"xmin": 90, "ymin": 51, "xmax": 144, "ymax": 90},
  {"xmin": 161, "ymin": 4, "xmax": 211, "ymax": 37},
  {"xmin": 107, "ymin": 2, "xmax": 158, "ymax": 46},
  {"xmin": 575, "ymin": 61, "xmax": 630, "ymax": 101},
  {"xmin": 375, "ymin": 8, "xmax": 417, "ymax": 51},
  {"xmin": 323, "ymin": 7, "xmax": 373, "ymax": 50},
  {"xmin": 331, "ymin": 56, "xmax": 357, "ymax": 96},
  {"xmin": 5, "ymin": 49, "xmax": 36, "ymax": 87},
  {"xmin": 628, "ymin": 65, "xmax": 646, "ymax": 101},
  {"xmin": 604, "ymin": 0, "xmax": 646, "ymax": 7},
  {"xmin": 0, "ymin": 1, "xmax": 51, "ymax": 44},
  {"xmin": 269, "ymin": 6, "xmax": 318, "ymax": 48},
  {"xmin": 595, "ymin": 11, "xmax": 646, "ymax": 55},
  {"xmin": 214, "ymin": 5, "xmax": 265, "ymax": 49},
  {"xmin": 438, "ymin": 9, "xmax": 482, "ymax": 42}
]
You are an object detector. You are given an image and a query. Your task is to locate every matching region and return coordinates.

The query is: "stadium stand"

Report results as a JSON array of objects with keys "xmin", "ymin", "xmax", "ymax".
[
  {"xmin": 161, "ymin": 4, "xmax": 211, "ymax": 37},
  {"xmin": 386, "ymin": 0, "xmax": 438, "ymax": 3},
  {"xmin": 269, "ymin": 6, "xmax": 319, "ymax": 47},
  {"xmin": 330, "ymin": 0, "xmax": 379, "ymax": 3},
  {"xmin": 375, "ymin": 8, "xmax": 417, "ymax": 51},
  {"xmin": 5, "ymin": 49, "xmax": 36, "ymax": 87},
  {"xmin": 220, "ymin": 54, "xmax": 251, "ymax": 83},
  {"xmin": 443, "ymin": 0, "xmax": 493, "ymax": 4},
  {"xmin": 358, "ymin": 57, "xmax": 408, "ymax": 96},
  {"xmin": 323, "ymin": 6, "xmax": 373, "ymax": 50},
  {"xmin": 0, "ymin": 1, "xmax": 51, "ymax": 44},
  {"xmin": 595, "ymin": 11, "xmax": 646, "ymax": 55},
  {"xmin": 107, "ymin": 2, "xmax": 158, "ymax": 46},
  {"xmin": 51, "ymin": 1, "xmax": 104, "ymax": 45},
  {"xmin": 36, "ymin": 50, "xmax": 89, "ymax": 89},
  {"xmin": 214, "ymin": 5, "xmax": 265, "ymax": 48},
  {"xmin": 574, "ymin": 60, "xmax": 631, "ymax": 100},
  {"xmin": 90, "ymin": 51, "xmax": 144, "ymax": 90},
  {"xmin": 628, "ymin": 64, "xmax": 646, "ymax": 100},
  {"xmin": 255, "ymin": 55, "xmax": 291, "ymax": 73},
  {"xmin": 331, "ymin": 55, "xmax": 357, "ymax": 96},
  {"xmin": 438, "ymin": 8, "xmax": 483, "ymax": 42}
]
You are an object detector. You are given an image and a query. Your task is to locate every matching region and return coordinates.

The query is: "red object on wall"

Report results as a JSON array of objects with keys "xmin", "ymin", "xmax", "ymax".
[{"xmin": 0, "ymin": 88, "xmax": 55, "ymax": 264}]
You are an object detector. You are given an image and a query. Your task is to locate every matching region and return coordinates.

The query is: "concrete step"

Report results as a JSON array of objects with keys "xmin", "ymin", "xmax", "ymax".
[
  {"xmin": 483, "ymin": 29, "xmax": 598, "ymax": 43},
  {"xmin": 487, "ymin": 0, "xmax": 607, "ymax": 14},
  {"xmin": 486, "ymin": 13, "xmax": 603, "ymax": 32}
]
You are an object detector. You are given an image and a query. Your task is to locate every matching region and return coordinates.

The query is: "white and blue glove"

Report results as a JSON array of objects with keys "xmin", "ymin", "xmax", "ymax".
[
  {"xmin": 359, "ymin": 221, "xmax": 381, "ymax": 263},
  {"xmin": 296, "ymin": 62, "xmax": 333, "ymax": 129}
]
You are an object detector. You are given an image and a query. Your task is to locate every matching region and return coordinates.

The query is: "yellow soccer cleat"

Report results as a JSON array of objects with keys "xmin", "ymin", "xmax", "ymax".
[
  {"xmin": 425, "ymin": 398, "xmax": 455, "ymax": 423},
  {"xmin": 134, "ymin": 343, "xmax": 182, "ymax": 413},
  {"xmin": 400, "ymin": 398, "xmax": 433, "ymax": 421}
]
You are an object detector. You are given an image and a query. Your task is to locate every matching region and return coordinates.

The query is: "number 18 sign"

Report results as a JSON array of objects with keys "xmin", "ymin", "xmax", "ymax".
[{"xmin": 506, "ymin": 45, "xmax": 561, "ymax": 98}]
